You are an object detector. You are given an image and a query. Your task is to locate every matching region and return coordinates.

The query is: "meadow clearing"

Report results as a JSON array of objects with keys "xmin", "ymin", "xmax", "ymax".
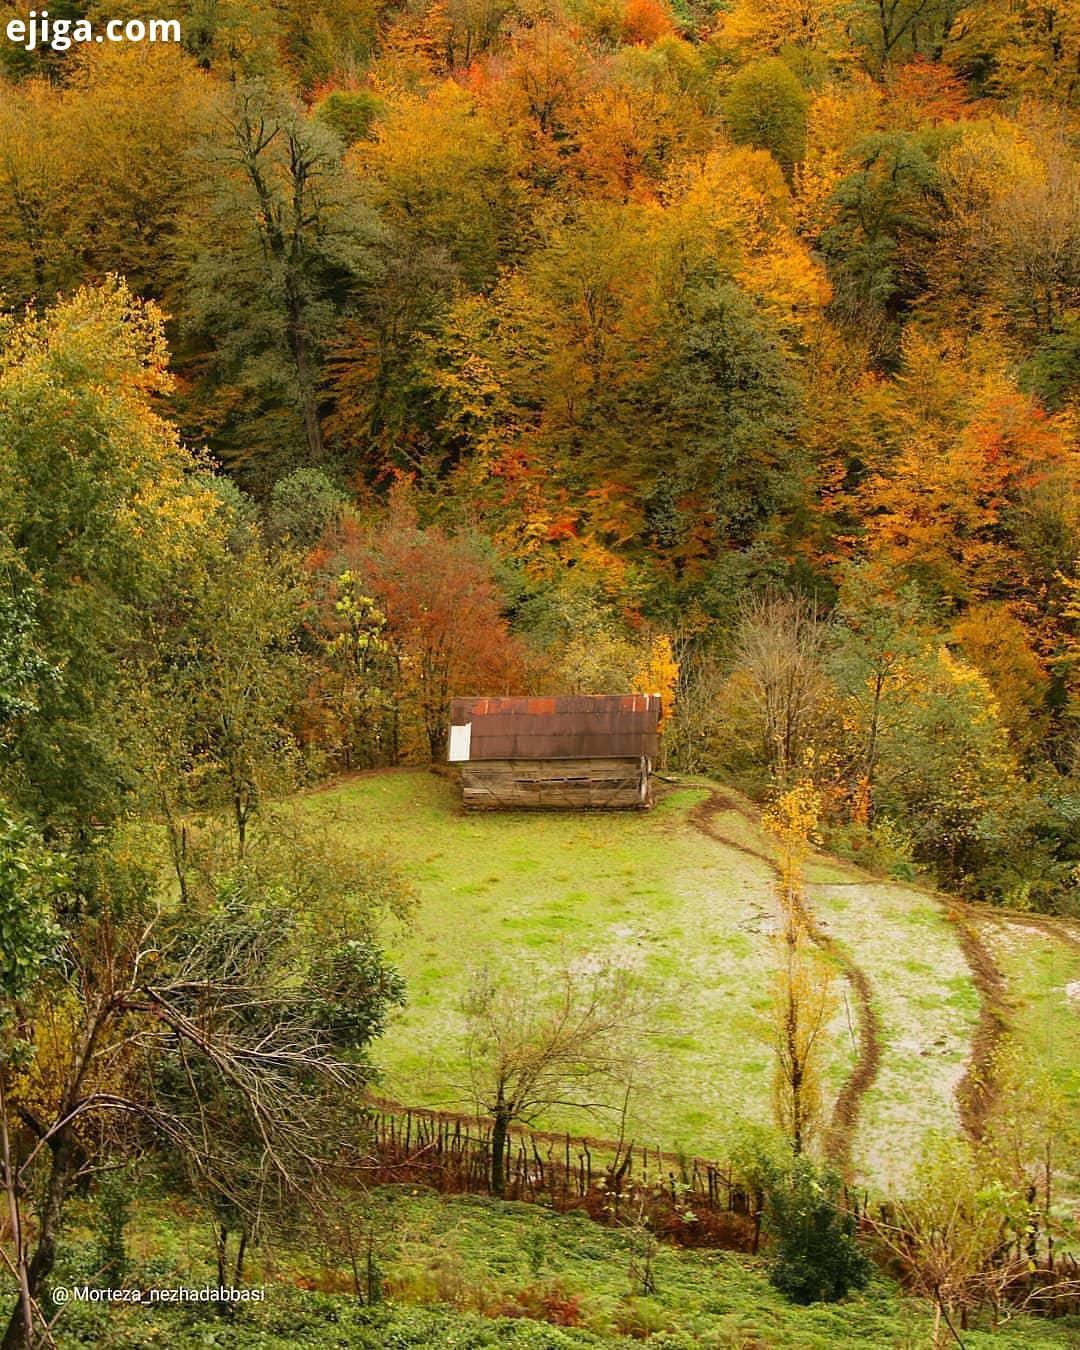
[{"xmin": 293, "ymin": 769, "xmax": 1080, "ymax": 1193}]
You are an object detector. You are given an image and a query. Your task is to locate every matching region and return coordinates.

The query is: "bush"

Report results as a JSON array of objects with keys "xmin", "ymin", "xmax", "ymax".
[
  {"xmin": 201, "ymin": 472, "xmax": 259, "ymax": 552},
  {"xmin": 91, "ymin": 1167, "xmax": 137, "ymax": 1283},
  {"xmin": 497, "ymin": 1281, "xmax": 585, "ymax": 1327},
  {"xmin": 824, "ymin": 816, "xmax": 916, "ymax": 882},
  {"xmin": 267, "ymin": 468, "xmax": 347, "ymax": 548},
  {"xmin": 722, "ymin": 58, "xmax": 809, "ymax": 171},
  {"xmin": 760, "ymin": 1156, "xmax": 871, "ymax": 1304},
  {"xmin": 611, "ymin": 1295, "xmax": 675, "ymax": 1338},
  {"xmin": 314, "ymin": 89, "xmax": 385, "ymax": 146}
]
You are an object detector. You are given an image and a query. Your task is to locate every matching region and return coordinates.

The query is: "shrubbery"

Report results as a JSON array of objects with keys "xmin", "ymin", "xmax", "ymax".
[{"xmin": 759, "ymin": 1156, "xmax": 872, "ymax": 1305}]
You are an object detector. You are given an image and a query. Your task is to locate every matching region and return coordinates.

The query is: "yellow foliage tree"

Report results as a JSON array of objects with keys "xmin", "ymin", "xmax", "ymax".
[
  {"xmin": 849, "ymin": 328, "xmax": 1080, "ymax": 605},
  {"xmin": 0, "ymin": 78, "xmax": 76, "ymax": 305},
  {"xmin": 934, "ymin": 119, "xmax": 1080, "ymax": 335},
  {"xmin": 952, "ymin": 603, "xmax": 1050, "ymax": 757},
  {"xmin": 664, "ymin": 145, "xmax": 833, "ymax": 339},
  {"xmin": 793, "ymin": 80, "xmax": 882, "ymax": 236},
  {"xmin": 770, "ymin": 930, "xmax": 837, "ymax": 1155},
  {"xmin": 763, "ymin": 776, "xmax": 822, "ymax": 938},
  {"xmin": 762, "ymin": 776, "xmax": 834, "ymax": 1155},
  {"xmin": 350, "ymin": 81, "xmax": 527, "ymax": 290},
  {"xmin": 632, "ymin": 633, "xmax": 679, "ymax": 728},
  {"xmin": 713, "ymin": 0, "xmax": 855, "ymax": 63},
  {"xmin": 949, "ymin": 0, "xmax": 1080, "ymax": 107}
]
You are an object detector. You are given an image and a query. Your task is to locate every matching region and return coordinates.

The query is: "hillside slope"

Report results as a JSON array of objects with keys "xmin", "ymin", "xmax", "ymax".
[
  {"xmin": 43, "ymin": 1187, "xmax": 1080, "ymax": 1347},
  {"xmin": 294, "ymin": 771, "xmax": 1080, "ymax": 1193}
]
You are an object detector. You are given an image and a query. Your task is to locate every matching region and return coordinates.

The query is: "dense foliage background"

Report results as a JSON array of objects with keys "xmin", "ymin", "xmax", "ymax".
[{"xmin": 3, "ymin": 0, "xmax": 1080, "ymax": 909}]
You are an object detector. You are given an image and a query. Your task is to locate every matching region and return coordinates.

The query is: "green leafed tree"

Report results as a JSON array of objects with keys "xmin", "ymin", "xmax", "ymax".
[
  {"xmin": 0, "ymin": 279, "xmax": 221, "ymax": 834},
  {"xmin": 181, "ymin": 81, "xmax": 377, "ymax": 484},
  {"xmin": 139, "ymin": 533, "xmax": 306, "ymax": 860},
  {"xmin": 722, "ymin": 58, "xmax": 810, "ymax": 173}
]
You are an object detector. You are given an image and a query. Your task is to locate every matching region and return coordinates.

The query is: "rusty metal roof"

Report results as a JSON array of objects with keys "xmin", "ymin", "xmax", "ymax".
[{"xmin": 449, "ymin": 694, "xmax": 660, "ymax": 761}]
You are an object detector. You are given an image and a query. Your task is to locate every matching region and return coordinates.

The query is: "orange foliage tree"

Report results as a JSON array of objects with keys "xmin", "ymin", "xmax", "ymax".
[
  {"xmin": 850, "ymin": 334, "xmax": 1080, "ymax": 607},
  {"xmin": 315, "ymin": 484, "xmax": 526, "ymax": 761}
]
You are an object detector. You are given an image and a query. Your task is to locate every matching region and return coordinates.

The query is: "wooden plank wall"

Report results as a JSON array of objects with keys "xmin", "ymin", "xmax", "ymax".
[{"xmin": 460, "ymin": 757, "xmax": 650, "ymax": 810}]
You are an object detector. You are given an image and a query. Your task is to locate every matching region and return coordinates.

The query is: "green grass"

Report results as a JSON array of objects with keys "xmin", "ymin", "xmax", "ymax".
[
  {"xmin": 288, "ymin": 770, "xmax": 1079, "ymax": 1193},
  {"xmin": 984, "ymin": 918, "xmax": 1080, "ymax": 1105},
  {"xmin": 43, "ymin": 1187, "xmax": 1080, "ymax": 1348},
  {"xmin": 293, "ymin": 772, "xmax": 808, "ymax": 1159}
]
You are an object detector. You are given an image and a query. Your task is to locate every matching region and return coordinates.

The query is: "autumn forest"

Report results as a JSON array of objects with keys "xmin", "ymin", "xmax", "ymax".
[{"xmin": 2, "ymin": 0, "xmax": 1080, "ymax": 1343}]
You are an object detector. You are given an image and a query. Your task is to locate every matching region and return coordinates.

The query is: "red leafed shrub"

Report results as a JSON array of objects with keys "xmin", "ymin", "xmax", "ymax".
[
  {"xmin": 497, "ymin": 1282, "xmax": 585, "ymax": 1327},
  {"xmin": 660, "ymin": 1206, "xmax": 757, "ymax": 1249}
]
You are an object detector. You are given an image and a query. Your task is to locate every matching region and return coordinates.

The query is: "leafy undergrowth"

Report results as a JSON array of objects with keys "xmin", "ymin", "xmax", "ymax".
[{"xmin": 40, "ymin": 1187, "xmax": 1080, "ymax": 1347}]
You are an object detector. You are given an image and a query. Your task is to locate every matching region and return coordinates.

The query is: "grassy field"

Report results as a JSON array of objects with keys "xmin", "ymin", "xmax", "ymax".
[
  {"xmin": 43, "ymin": 1187, "xmax": 1080, "ymax": 1348},
  {"xmin": 983, "ymin": 915, "xmax": 1080, "ymax": 1105},
  {"xmin": 287, "ymin": 769, "xmax": 1080, "ymax": 1192},
  {"xmin": 296, "ymin": 772, "xmax": 830, "ymax": 1159}
]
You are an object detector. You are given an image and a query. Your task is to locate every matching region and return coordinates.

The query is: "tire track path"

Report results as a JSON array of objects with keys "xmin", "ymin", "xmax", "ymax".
[
  {"xmin": 687, "ymin": 785, "xmax": 1015, "ymax": 1149},
  {"xmin": 948, "ymin": 905, "xmax": 1010, "ymax": 1142},
  {"xmin": 689, "ymin": 790, "xmax": 881, "ymax": 1177},
  {"xmin": 936, "ymin": 896, "xmax": 1080, "ymax": 1141}
]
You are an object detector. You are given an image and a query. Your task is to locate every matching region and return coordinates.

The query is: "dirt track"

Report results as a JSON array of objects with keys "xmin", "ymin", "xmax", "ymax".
[
  {"xmin": 686, "ymin": 786, "xmax": 1044, "ymax": 1159},
  {"xmin": 948, "ymin": 906, "xmax": 1011, "ymax": 1141},
  {"xmin": 930, "ymin": 897, "xmax": 1080, "ymax": 1140},
  {"xmin": 689, "ymin": 790, "xmax": 882, "ymax": 1177}
]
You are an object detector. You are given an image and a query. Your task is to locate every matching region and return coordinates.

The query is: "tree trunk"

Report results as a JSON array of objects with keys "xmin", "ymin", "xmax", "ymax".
[
  {"xmin": 162, "ymin": 793, "xmax": 189, "ymax": 905},
  {"xmin": 863, "ymin": 670, "xmax": 885, "ymax": 823},
  {"xmin": 491, "ymin": 1110, "xmax": 510, "ymax": 1197},
  {"xmin": 366, "ymin": 1233, "xmax": 381, "ymax": 1305},
  {"xmin": 427, "ymin": 717, "xmax": 447, "ymax": 763},
  {"xmin": 791, "ymin": 1063, "xmax": 804, "ymax": 1156},
  {"xmin": 1, "ymin": 1138, "xmax": 78, "ymax": 1350},
  {"xmin": 238, "ymin": 113, "xmax": 325, "ymax": 466},
  {"xmin": 286, "ymin": 284, "xmax": 325, "ymax": 463},
  {"xmin": 0, "ymin": 1074, "xmax": 34, "ymax": 1349},
  {"xmin": 234, "ymin": 1227, "xmax": 248, "ymax": 1285},
  {"xmin": 234, "ymin": 792, "xmax": 249, "ymax": 859},
  {"xmin": 216, "ymin": 1223, "xmax": 228, "ymax": 1288}
]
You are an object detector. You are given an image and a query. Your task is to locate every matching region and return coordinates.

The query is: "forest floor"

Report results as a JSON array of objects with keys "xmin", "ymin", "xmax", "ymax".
[
  {"xmin": 293, "ymin": 769, "xmax": 1080, "ymax": 1195},
  {"xmin": 43, "ymin": 1187, "xmax": 1080, "ymax": 1348}
]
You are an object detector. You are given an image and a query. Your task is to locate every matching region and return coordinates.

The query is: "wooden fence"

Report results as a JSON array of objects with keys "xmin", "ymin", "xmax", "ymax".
[
  {"xmin": 358, "ymin": 1097, "xmax": 763, "ymax": 1250},
  {"xmin": 355, "ymin": 1098, "xmax": 1078, "ymax": 1319}
]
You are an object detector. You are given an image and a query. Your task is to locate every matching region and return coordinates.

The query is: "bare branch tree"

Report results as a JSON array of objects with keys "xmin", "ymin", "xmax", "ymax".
[
  {"xmin": 732, "ymin": 593, "xmax": 832, "ymax": 784},
  {"xmin": 0, "ymin": 829, "xmax": 406, "ymax": 1349},
  {"xmin": 460, "ymin": 957, "xmax": 650, "ymax": 1195}
]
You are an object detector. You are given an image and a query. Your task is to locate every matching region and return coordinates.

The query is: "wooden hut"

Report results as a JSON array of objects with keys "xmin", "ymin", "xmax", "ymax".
[{"xmin": 447, "ymin": 694, "xmax": 661, "ymax": 810}]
